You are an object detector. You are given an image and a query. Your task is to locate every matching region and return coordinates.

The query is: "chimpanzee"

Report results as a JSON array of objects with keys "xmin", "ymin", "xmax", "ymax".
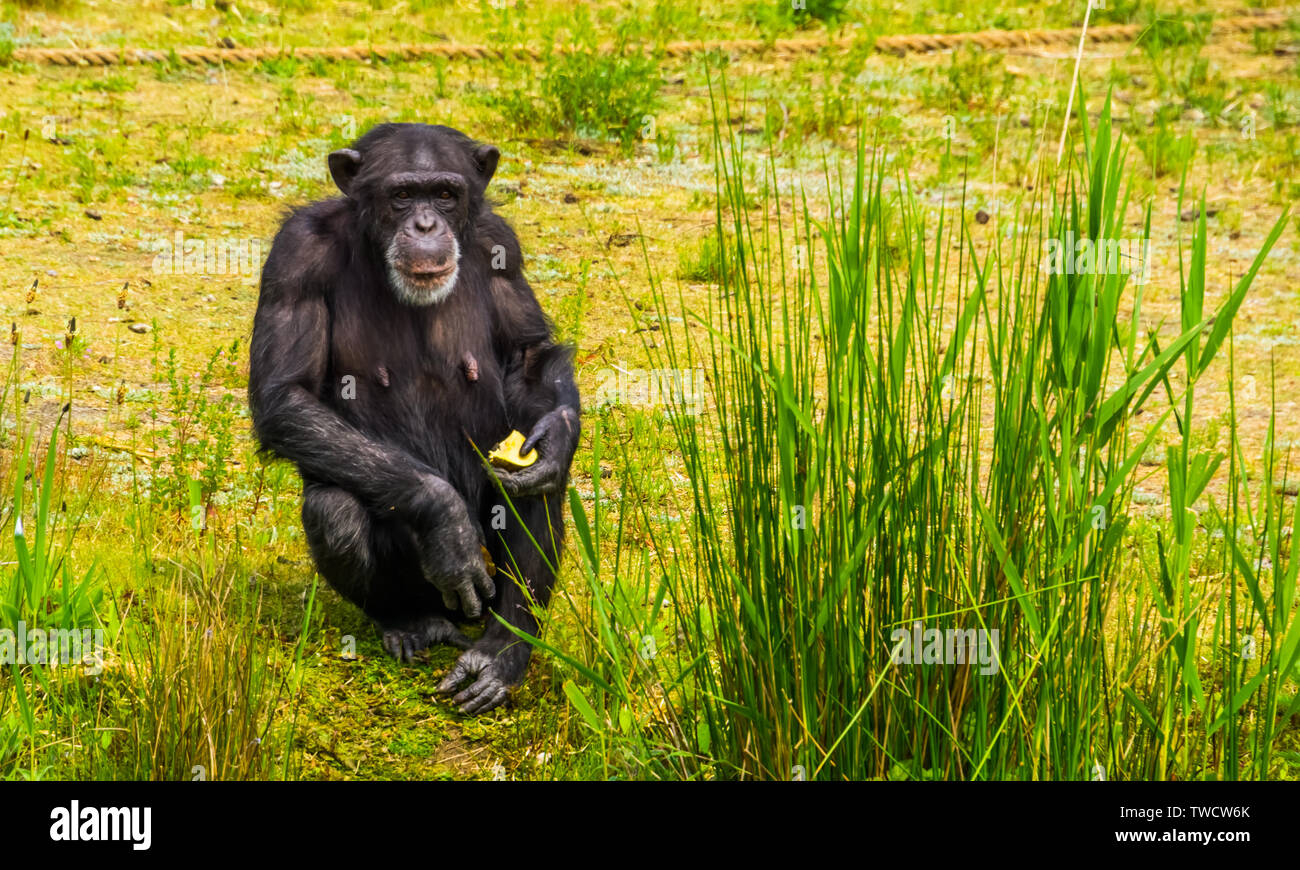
[{"xmin": 249, "ymin": 124, "xmax": 580, "ymax": 714}]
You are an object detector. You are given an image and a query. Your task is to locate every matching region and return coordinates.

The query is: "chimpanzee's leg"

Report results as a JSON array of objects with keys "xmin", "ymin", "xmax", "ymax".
[
  {"xmin": 301, "ymin": 482, "xmax": 470, "ymax": 660},
  {"xmin": 438, "ymin": 491, "xmax": 564, "ymax": 713}
]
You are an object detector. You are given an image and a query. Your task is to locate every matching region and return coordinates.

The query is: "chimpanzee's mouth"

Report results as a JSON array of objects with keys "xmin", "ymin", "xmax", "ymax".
[
  {"xmin": 405, "ymin": 262, "xmax": 456, "ymax": 283},
  {"xmin": 386, "ymin": 237, "xmax": 462, "ymax": 306}
]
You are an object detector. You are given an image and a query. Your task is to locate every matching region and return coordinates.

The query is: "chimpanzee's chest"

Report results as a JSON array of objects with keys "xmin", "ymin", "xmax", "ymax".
[{"xmin": 323, "ymin": 288, "xmax": 510, "ymax": 470}]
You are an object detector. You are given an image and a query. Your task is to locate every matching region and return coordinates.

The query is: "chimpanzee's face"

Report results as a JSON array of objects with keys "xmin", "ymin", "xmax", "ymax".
[
  {"xmin": 377, "ymin": 164, "xmax": 468, "ymax": 306},
  {"xmin": 328, "ymin": 124, "xmax": 498, "ymax": 306}
]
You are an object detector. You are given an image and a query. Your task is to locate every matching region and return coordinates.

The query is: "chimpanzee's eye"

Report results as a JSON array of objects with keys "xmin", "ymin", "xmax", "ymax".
[
  {"xmin": 439, "ymin": 190, "xmax": 452, "ymax": 199},
  {"xmin": 394, "ymin": 190, "xmax": 410, "ymax": 201}
]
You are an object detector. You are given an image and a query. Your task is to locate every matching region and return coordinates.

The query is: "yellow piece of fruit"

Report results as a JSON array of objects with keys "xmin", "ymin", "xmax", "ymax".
[
  {"xmin": 480, "ymin": 545, "xmax": 497, "ymax": 576},
  {"xmin": 488, "ymin": 430, "xmax": 538, "ymax": 469}
]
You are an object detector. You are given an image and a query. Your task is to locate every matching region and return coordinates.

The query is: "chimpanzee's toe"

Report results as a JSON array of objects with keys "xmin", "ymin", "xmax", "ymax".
[
  {"xmin": 438, "ymin": 648, "xmax": 513, "ymax": 714},
  {"xmin": 381, "ymin": 615, "xmax": 471, "ymax": 662}
]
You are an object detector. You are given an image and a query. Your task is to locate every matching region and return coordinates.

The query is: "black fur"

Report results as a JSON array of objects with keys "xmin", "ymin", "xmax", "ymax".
[{"xmin": 249, "ymin": 124, "xmax": 579, "ymax": 714}]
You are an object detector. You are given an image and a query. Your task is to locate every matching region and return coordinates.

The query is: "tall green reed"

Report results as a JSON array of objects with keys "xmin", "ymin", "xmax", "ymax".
[
  {"xmin": 0, "ymin": 355, "xmax": 310, "ymax": 780},
  {"xmin": 595, "ymin": 89, "xmax": 1298, "ymax": 780}
]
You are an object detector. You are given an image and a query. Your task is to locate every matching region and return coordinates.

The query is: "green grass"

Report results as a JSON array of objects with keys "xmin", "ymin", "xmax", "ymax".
[
  {"xmin": 474, "ymin": 13, "xmax": 664, "ymax": 154},
  {"xmin": 0, "ymin": 336, "xmax": 312, "ymax": 779},
  {"xmin": 555, "ymin": 87, "xmax": 1298, "ymax": 780}
]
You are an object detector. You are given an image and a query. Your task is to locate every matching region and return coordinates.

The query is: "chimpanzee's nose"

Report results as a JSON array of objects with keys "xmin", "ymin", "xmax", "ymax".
[{"xmin": 413, "ymin": 213, "xmax": 436, "ymax": 234}]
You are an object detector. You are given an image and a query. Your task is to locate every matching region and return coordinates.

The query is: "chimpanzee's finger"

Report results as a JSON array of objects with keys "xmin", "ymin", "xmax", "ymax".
[
  {"xmin": 456, "ymin": 581, "xmax": 482, "ymax": 618},
  {"xmin": 520, "ymin": 424, "xmax": 549, "ymax": 456},
  {"xmin": 456, "ymin": 676, "xmax": 508, "ymax": 714},
  {"xmin": 496, "ymin": 460, "xmax": 558, "ymax": 497},
  {"xmin": 470, "ymin": 563, "xmax": 496, "ymax": 601},
  {"xmin": 439, "ymin": 649, "xmax": 490, "ymax": 694},
  {"xmin": 438, "ymin": 660, "xmax": 471, "ymax": 693}
]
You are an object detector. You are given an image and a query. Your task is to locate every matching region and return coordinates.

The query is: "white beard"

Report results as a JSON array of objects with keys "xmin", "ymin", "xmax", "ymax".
[{"xmin": 385, "ymin": 236, "xmax": 460, "ymax": 306}]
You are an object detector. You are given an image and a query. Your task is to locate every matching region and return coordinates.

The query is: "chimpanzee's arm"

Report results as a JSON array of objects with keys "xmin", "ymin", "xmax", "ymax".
[
  {"xmin": 249, "ymin": 290, "xmax": 437, "ymax": 515},
  {"xmin": 488, "ymin": 271, "xmax": 581, "ymax": 497},
  {"xmin": 249, "ymin": 230, "xmax": 494, "ymax": 615}
]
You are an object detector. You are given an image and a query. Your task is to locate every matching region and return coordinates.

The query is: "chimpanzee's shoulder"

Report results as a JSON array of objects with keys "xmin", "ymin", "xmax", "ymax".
[
  {"xmin": 262, "ymin": 199, "xmax": 356, "ymax": 292},
  {"xmin": 473, "ymin": 207, "xmax": 523, "ymax": 266},
  {"xmin": 274, "ymin": 198, "xmax": 354, "ymax": 249}
]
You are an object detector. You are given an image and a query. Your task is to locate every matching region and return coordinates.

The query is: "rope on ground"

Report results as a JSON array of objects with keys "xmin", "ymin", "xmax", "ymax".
[{"xmin": 9, "ymin": 9, "xmax": 1294, "ymax": 68}]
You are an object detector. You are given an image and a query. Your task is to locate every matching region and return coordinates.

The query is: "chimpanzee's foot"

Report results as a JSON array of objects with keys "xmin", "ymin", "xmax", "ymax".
[
  {"xmin": 381, "ymin": 614, "xmax": 471, "ymax": 662},
  {"xmin": 437, "ymin": 648, "xmax": 516, "ymax": 714}
]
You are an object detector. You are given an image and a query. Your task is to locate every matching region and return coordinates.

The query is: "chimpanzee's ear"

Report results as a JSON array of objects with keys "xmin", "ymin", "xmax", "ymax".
[
  {"xmin": 472, "ymin": 143, "xmax": 499, "ymax": 186},
  {"xmin": 328, "ymin": 149, "xmax": 363, "ymax": 197}
]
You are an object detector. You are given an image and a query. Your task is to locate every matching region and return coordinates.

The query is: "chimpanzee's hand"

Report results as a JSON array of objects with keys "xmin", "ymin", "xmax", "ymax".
[
  {"xmin": 413, "ymin": 478, "xmax": 496, "ymax": 617},
  {"xmin": 493, "ymin": 405, "xmax": 580, "ymax": 498}
]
